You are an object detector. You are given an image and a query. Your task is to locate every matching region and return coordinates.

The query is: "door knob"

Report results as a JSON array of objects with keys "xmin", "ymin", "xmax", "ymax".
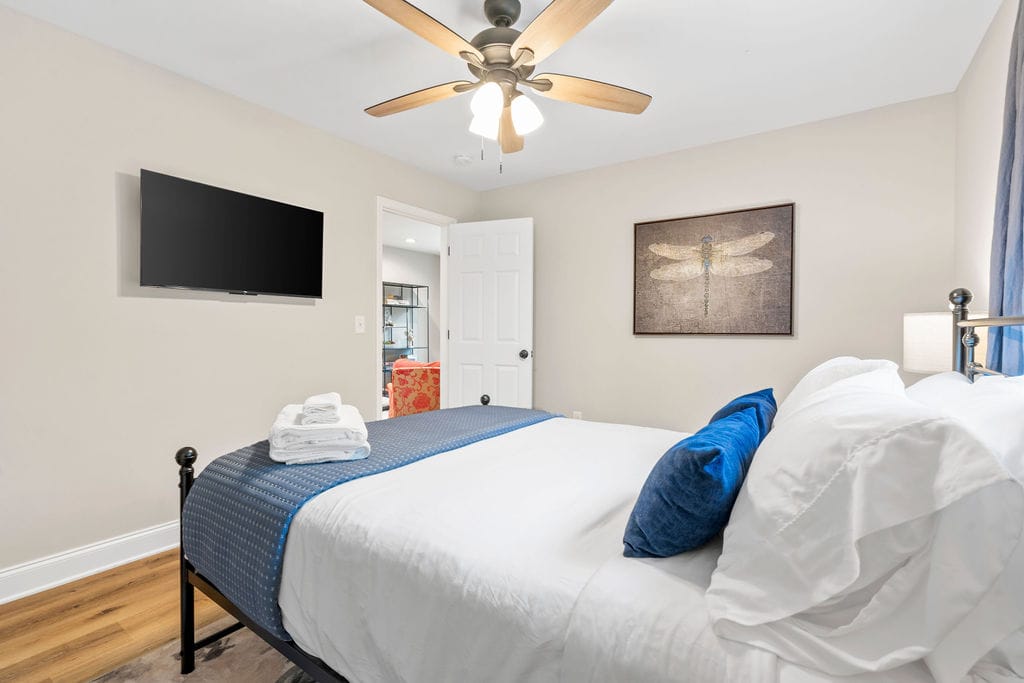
[
  {"xmin": 480, "ymin": 394, "xmax": 490, "ymax": 405},
  {"xmin": 519, "ymin": 349, "xmax": 529, "ymax": 359}
]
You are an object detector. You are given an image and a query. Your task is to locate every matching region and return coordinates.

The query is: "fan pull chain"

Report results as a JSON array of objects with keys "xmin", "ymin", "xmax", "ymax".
[
  {"xmin": 480, "ymin": 136, "xmax": 485, "ymax": 161},
  {"xmin": 498, "ymin": 147, "xmax": 503, "ymax": 175}
]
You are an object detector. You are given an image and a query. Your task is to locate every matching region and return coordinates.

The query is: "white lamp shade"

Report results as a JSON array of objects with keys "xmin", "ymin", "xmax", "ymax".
[
  {"xmin": 470, "ymin": 82, "xmax": 503, "ymax": 119},
  {"xmin": 469, "ymin": 114, "xmax": 498, "ymax": 140},
  {"xmin": 511, "ymin": 94, "xmax": 543, "ymax": 135},
  {"xmin": 903, "ymin": 312, "xmax": 989, "ymax": 374}
]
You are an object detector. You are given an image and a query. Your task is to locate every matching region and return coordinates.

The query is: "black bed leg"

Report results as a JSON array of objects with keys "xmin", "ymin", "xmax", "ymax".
[
  {"xmin": 180, "ymin": 566, "xmax": 195, "ymax": 674},
  {"xmin": 176, "ymin": 447, "xmax": 198, "ymax": 675}
]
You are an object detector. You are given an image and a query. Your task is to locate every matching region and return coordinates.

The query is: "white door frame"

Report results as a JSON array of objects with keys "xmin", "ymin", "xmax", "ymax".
[{"xmin": 375, "ymin": 197, "xmax": 455, "ymax": 413}]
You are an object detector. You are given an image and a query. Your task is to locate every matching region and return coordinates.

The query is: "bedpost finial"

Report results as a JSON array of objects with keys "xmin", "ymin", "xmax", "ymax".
[
  {"xmin": 949, "ymin": 288, "xmax": 973, "ymax": 307},
  {"xmin": 175, "ymin": 447, "xmax": 198, "ymax": 467}
]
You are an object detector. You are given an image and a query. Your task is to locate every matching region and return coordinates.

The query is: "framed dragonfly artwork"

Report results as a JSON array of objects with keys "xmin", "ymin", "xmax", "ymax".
[{"xmin": 634, "ymin": 203, "xmax": 794, "ymax": 335}]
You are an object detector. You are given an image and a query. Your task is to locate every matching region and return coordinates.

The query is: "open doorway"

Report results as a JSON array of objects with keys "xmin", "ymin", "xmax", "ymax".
[{"xmin": 376, "ymin": 199, "xmax": 453, "ymax": 419}]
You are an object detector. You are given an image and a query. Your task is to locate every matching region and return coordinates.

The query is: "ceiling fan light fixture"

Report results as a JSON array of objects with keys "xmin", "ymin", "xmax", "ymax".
[
  {"xmin": 469, "ymin": 114, "xmax": 499, "ymax": 140},
  {"xmin": 362, "ymin": 0, "xmax": 652, "ymax": 154},
  {"xmin": 470, "ymin": 82, "xmax": 504, "ymax": 120},
  {"xmin": 511, "ymin": 94, "xmax": 543, "ymax": 135}
]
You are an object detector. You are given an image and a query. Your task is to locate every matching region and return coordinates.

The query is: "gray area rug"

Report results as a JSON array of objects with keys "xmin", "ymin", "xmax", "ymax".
[{"xmin": 91, "ymin": 618, "xmax": 316, "ymax": 682}]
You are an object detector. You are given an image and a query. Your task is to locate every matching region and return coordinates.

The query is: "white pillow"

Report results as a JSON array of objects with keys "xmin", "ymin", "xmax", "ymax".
[
  {"xmin": 707, "ymin": 373, "xmax": 1024, "ymax": 683},
  {"xmin": 973, "ymin": 629, "xmax": 1024, "ymax": 681},
  {"xmin": 775, "ymin": 357, "xmax": 905, "ymax": 425},
  {"xmin": 907, "ymin": 372, "xmax": 1024, "ymax": 481}
]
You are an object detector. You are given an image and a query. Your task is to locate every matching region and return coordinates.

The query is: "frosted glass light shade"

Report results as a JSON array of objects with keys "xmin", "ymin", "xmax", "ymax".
[
  {"xmin": 511, "ymin": 94, "xmax": 543, "ymax": 135},
  {"xmin": 470, "ymin": 82, "xmax": 503, "ymax": 119},
  {"xmin": 903, "ymin": 312, "xmax": 989, "ymax": 374},
  {"xmin": 469, "ymin": 114, "xmax": 498, "ymax": 140}
]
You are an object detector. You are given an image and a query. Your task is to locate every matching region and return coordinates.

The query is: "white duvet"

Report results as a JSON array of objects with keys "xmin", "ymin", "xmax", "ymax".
[
  {"xmin": 279, "ymin": 417, "xmax": 756, "ymax": 682},
  {"xmin": 276, "ymin": 417, "xmax": 989, "ymax": 683}
]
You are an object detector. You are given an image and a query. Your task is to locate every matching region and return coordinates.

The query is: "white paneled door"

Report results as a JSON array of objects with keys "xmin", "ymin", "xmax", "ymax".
[{"xmin": 447, "ymin": 218, "xmax": 533, "ymax": 409}]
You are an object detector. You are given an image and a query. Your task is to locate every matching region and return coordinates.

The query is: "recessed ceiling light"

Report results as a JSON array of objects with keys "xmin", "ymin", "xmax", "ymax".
[{"xmin": 405, "ymin": 238, "xmax": 416, "ymax": 244}]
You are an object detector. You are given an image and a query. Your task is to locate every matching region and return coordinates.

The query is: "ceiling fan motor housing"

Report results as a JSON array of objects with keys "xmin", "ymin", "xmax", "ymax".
[
  {"xmin": 484, "ymin": 0, "xmax": 521, "ymax": 28},
  {"xmin": 469, "ymin": 25, "xmax": 534, "ymax": 83}
]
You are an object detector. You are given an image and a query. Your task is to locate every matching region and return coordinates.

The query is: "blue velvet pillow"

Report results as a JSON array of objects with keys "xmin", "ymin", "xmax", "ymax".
[
  {"xmin": 709, "ymin": 388, "xmax": 776, "ymax": 440},
  {"xmin": 623, "ymin": 390, "xmax": 776, "ymax": 558}
]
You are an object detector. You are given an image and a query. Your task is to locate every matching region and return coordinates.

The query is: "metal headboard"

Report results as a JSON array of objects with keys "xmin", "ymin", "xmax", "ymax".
[{"xmin": 949, "ymin": 287, "xmax": 1024, "ymax": 381}]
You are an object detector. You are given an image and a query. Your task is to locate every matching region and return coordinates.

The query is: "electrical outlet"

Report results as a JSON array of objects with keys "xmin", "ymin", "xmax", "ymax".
[
  {"xmin": 354, "ymin": 315, "xmax": 366, "ymax": 334},
  {"xmin": 572, "ymin": 411, "xmax": 583, "ymax": 420}
]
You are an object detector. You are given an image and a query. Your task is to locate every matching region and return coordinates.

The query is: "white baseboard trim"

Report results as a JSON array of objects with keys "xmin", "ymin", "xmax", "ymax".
[{"xmin": 0, "ymin": 521, "xmax": 179, "ymax": 604}]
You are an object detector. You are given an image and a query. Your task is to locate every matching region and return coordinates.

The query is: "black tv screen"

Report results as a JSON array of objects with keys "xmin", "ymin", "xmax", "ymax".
[{"xmin": 140, "ymin": 170, "xmax": 324, "ymax": 298}]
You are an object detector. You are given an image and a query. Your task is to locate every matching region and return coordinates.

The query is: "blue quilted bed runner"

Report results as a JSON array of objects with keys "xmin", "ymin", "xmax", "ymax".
[{"xmin": 182, "ymin": 405, "xmax": 556, "ymax": 640}]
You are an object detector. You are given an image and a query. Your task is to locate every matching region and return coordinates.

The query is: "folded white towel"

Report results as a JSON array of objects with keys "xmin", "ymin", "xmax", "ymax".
[
  {"xmin": 269, "ymin": 442, "xmax": 370, "ymax": 465},
  {"xmin": 301, "ymin": 392, "xmax": 343, "ymax": 425},
  {"xmin": 269, "ymin": 403, "xmax": 371, "ymax": 465},
  {"xmin": 270, "ymin": 404, "xmax": 368, "ymax": 449}
]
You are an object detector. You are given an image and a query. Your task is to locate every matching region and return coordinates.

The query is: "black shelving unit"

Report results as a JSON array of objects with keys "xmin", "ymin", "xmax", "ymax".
[{"xmin": 382, "ymin": 282, "xmax": 429, "ymax": 397}]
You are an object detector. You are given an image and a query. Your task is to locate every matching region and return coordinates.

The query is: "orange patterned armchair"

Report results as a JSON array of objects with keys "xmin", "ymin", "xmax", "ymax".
[{"xmin": 387, "ymin": 360, "xmax": 441, "ymax": 417}]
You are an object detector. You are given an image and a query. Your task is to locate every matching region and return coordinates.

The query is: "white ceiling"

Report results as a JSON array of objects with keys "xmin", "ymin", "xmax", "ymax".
[
  {"xmin": 1, "ymin": 0, "xmax": 1002, "ymax": 191},
  {"xmin": 382, "ymin": 212, "xmax": 442, "ymax": 254}
]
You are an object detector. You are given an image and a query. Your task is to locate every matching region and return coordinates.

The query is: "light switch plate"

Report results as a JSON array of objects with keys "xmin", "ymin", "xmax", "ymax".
[{"xmin": 354, "ymin": 315, "xmax": 366, "ymax": 334}]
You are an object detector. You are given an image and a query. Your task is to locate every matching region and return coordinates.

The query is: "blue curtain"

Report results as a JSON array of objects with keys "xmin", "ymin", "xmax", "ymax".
[{"xmin": 990, "ymin": 0, "xmax": 1024, "ymax": 375}]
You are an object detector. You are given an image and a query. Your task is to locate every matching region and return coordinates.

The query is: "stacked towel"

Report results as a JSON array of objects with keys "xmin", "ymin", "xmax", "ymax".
[
  {"xmin": 269, "ymin": 403, "xmax": 370, "ymax": 465},
  {"xmin": 300, "ymin": 392, "xmax": 343, "ymax": 425}
]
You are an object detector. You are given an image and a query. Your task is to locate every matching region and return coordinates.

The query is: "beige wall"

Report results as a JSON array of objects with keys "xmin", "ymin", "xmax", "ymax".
[
  {"xmin": 474, "ymin": 96, "xmax": 957, "ymax": 431},
  {"xmin": 955, "ymin": 0, "xmax": 1017, "ymax": 306},
  {"xmin": 1, "ymin": 2, "xmax": 1006, "ymax": 572},
  {"xmin": 0, "ymin": 8, "xmax": 477, "ymax": 567},
  {"xmin": 382, "ymin": 247, "xmax": 441, "ymax": 363}
]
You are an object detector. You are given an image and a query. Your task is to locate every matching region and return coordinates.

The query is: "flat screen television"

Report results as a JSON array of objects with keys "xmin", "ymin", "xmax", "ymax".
[{"xmin": 140, "ymin": 170, "xmax": 324, "ymax": 298}]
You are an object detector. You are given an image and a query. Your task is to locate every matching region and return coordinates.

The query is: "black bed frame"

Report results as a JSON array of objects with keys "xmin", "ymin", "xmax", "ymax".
[
  {"xmin": 175, "ymin": 288, "xmax": 1024, "ymax": 679},
  {"xmin": 176, "ymin": 447, "xmax": 349, "ymax": 682}
]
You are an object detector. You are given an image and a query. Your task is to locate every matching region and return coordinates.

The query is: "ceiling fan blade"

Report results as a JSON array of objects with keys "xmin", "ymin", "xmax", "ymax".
[
  {"xmin": 510, "ymin": 0, "xmax": 614, "ymax": 66},
  {"xmin": 531, "ymin": 73, "xmax": 651, "ymax": 114},
  {"xmin": 365, "ymin": 81, "xmax": 476, "ymax": 117},
  {"xmin": 363, "ymin": 0, "xmax": 483, "ymax": 61},
  {"xmin": 499, "ymin": 105, "xmax": 525, "ymax": 153}
]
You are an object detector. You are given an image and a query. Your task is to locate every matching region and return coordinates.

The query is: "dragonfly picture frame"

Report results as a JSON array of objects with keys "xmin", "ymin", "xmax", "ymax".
[{"xmin": 634, "ymin": 203, "xmax": 794, "ymax": 335}]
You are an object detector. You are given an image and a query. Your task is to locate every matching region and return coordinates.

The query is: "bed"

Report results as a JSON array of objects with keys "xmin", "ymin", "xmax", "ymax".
[
  {"xmin": 175, "ymin": 288, "xmax": 1024, "ymax": 682},
  {"xmin": 277, "ymin": 418, "xmax": 938, "ymax": 683}
]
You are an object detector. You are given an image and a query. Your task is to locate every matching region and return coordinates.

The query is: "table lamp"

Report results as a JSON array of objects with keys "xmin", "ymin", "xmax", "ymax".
[{"xmin": 903, "ymin": 311, "xmax": 988, "ymax": 374}]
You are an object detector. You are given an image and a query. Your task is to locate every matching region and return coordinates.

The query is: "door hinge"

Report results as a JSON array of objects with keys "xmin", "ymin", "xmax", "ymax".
[
  {"xmin": 447, "ymin": 246, "xmax": 451, "ymax": 256},
  {"xmin": 447, "ymin": 330, "xmax": 450, "ymax": 340}
]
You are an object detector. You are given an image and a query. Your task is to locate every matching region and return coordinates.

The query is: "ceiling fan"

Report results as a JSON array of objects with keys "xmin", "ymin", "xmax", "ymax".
[{"xmin": 363, "ymin": 0, "xmax": 652, "ymax": 154}]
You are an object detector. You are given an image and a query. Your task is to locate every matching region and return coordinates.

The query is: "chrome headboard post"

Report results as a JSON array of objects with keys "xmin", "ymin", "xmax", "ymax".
[
  {"xmin": 962, "ymin": 326, "xmax": 982, "ymax": 380},
  {"xmin": 949, "ymin": 288, "xmax": 973, "ymax": 375},
  {"xmin": 949, "ymin": 287, "xmax": 1024, "ymax": 381}
]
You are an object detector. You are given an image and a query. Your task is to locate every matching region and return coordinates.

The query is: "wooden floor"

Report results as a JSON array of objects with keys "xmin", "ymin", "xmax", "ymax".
[{"xmin": 0, "ymin": 550, "xmax": 226, "ymax": 683}]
